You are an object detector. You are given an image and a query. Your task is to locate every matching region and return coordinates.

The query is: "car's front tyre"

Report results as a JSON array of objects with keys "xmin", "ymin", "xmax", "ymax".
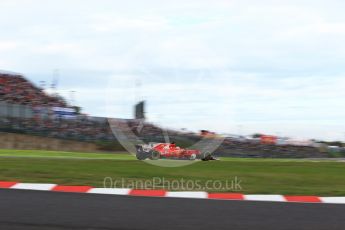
[
  {"xmin": 150, "ymin": 150, "xmax": 160, "ymax": 160},
  {"xmin": 189, "ymin": 154, "xmax": 197, "ymax": 160}
]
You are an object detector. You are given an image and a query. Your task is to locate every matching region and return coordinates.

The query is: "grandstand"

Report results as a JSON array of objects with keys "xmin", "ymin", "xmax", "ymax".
[
  {"xmin": 0, "ymin": 70, "xmax": 331, "ymax": 158},
  {"xmin": 0, "ymin": 71, "xmax": 66, "ymax": 107}
]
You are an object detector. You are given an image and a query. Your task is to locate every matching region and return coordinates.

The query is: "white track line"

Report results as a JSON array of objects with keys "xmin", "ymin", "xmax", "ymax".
[
  {"xmin": 11, "ymin": 183, "xmax": 57, "ymax": 191},
  {"xmin": 88, "ymin": 188, "xmax": 131, "ymax": 195},
  {"xmin": 166, "ymin": 192, "xmax": 208, "ymax": 199},
  {"xmin": 320, "ymin": 197, "xmax": 345, "ymax": 204},
  {"xmin": 244, "ymin": 195, "xmax": 286, "ymax": 202}
]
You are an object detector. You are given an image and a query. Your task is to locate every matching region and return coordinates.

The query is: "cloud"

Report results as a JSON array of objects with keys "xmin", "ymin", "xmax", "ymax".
[
  {"xmin": 0, "ymin": 0, "xmax": 344, "ymax": 140},
  {"xmin": 0, "ymin": 41, "xmax": 19, "ymax": 51},
  {"xmin": 90, "ymin": 15, "xmax": 168, "ymax": 32}
]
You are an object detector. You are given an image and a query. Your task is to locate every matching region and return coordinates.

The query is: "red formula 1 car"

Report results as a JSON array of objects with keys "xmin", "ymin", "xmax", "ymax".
[{"xmin": 135, "ymin": 142, "xmax": 216, "ymax": 161}]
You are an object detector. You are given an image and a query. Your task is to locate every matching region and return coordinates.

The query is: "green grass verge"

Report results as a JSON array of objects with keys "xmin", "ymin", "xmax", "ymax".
[
  {"xmin": 0, "ymin": 149, "xmax": 134, "ymax": 160},
  {"xmin": 0, "ymin": 149, "xmax": 345, "ymax": 196}
]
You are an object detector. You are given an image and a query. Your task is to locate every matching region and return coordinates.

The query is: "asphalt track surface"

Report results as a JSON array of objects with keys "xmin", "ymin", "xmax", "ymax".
[{"xmin": 1, "ymin": 189, "xmax": 345, "ymax": 230}]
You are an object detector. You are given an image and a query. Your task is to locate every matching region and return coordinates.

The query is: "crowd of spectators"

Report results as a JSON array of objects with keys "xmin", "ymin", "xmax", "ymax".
[
  {"xmin": 107, "ymin": 119, "xmax": 196, "ymax": 143},
  {"xmin": 128, "ymin": 120, "xmax": 181, "ymax": 137},
  {"xmin": 0, "ymin": 117, "xmax": 114, "ymax": 142},
  {"xmin": 0, "ymin": 73, "xmax": 66, "ymax": 107},
  {"xmin": 216, "ymin": 137, "xmax": 326, "ymax": 158}
]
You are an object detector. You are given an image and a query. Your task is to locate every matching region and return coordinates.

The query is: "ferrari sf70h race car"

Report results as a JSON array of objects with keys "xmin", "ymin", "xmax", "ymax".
[{"xmin": 135, "ymin": 142, "xmax": 216, "ymax": 161}]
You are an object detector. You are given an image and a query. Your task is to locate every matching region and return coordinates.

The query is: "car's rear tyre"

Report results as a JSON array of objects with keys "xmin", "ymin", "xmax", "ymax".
[
  {"xmin": 136, "ymin": 146, "xmax": 147, "ymax": 160},
  {"xmin": 150, "ymin": 150, "xmax": 160, "ymax": 160},
  {"xmin": 136, "ymin": 152, "xmax": 147, "ymax": 161},
  {"xmin": 136, "ymin": 153, "xmax": 147, "ymax": 160},
  {"xmin": 201, "ymin": 152, "xmax": 212, "ymax": 161}
]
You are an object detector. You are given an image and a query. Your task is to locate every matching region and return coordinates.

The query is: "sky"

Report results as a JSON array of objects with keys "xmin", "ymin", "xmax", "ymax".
[{"xmin": 0, "ymin": 0, "xmax": 344, "ymax": 141}]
